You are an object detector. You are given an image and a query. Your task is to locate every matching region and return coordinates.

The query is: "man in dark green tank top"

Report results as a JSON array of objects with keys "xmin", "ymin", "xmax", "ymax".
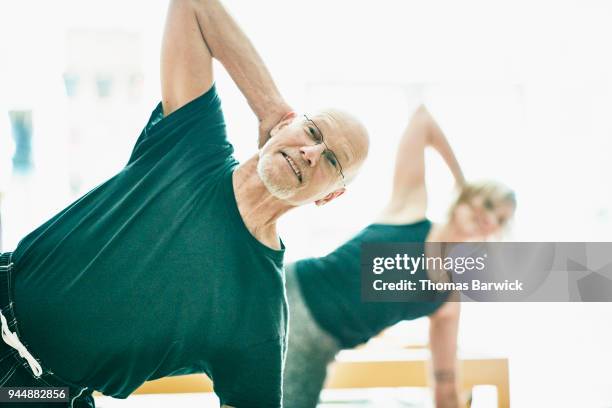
[{"xmin": 0, "ymin": 1, "xmax": 370, "ymax": 407}]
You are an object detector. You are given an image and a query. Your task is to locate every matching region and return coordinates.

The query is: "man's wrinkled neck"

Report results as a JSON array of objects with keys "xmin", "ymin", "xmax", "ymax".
[{"xmin": 232, "ymin": 154, "xmax": 296, "ymax": 249}]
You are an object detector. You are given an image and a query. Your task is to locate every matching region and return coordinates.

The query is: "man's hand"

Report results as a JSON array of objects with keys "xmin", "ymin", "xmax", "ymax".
[{"xmin": 258, "ymin": 108, "xmax": 295, "ymax": 148}]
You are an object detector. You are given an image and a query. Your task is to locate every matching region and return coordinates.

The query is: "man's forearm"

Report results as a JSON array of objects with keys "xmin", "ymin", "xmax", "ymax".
[{"xmin": 191, "ymin": 0, "xmax": 291, "ymax": 139}]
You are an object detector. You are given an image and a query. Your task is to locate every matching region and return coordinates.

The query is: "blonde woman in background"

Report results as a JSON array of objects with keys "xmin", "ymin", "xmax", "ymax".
[{"xmin": 283, "ymin": 105, "xmax": 516, "ymax": 408}]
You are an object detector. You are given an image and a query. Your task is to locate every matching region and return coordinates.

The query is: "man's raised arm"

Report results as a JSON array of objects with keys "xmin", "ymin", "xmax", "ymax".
[{"xmin": 161, "ymin": 0, "xmax": 292, "ymax": 146}]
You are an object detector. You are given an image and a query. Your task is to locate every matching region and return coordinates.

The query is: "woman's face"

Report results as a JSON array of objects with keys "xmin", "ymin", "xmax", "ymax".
[{"xmin": 452, "ymin": 194, "xmax": 515, "ymax": 240}]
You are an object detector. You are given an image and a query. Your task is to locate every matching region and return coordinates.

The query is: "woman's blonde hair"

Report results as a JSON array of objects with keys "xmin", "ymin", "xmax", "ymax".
[{"xmin": 449, "ymin": 180, "xmax": 517, "ymax": 223}]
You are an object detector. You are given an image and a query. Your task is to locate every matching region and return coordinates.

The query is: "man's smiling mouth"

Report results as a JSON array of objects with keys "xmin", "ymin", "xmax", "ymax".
[{"xmin": 281, "ymin": 152, "xmax": 302, "ymax": 183}]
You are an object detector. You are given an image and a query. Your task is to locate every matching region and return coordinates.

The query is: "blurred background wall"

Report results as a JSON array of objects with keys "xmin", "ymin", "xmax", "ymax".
[{"xmin": 1, "ymin": 1, "xmax": 611, "ymax": 406}]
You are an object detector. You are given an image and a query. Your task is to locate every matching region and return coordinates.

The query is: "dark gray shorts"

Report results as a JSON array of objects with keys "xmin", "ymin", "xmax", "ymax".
[
  {"xmin": 0, "ymin": 252, "xmax": 94, "ymax": 408},
  {"xmin": 283, "ymin": 263, "xmax": 341, "ymax": 408}
]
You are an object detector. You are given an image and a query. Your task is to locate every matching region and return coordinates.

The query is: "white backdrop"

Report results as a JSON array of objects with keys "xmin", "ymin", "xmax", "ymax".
[{"xmin": 1, "ymin": 1, "xmax": 611, "ymax": 406}]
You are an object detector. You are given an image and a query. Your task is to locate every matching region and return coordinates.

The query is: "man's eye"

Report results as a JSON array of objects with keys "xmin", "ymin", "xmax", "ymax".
[
  {"xmin": 483, "ymin": 198, "xmax": 495, "ymax": 210},
  {"xmin": 308, "ymin": 126, "xmax": 321, "ymax": 142},
  {"xmin": 325, "ymin": 152, "xmax": 337, "ymax": 167}
]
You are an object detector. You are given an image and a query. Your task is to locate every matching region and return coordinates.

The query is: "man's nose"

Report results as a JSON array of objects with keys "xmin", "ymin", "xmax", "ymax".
[{"xmin": 300, "ymin": 144, "xmax": 325, "ymax": 167}]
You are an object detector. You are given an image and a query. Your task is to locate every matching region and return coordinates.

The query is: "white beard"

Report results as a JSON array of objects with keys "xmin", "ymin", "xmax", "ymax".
[{"xmin": 257, "ymin": 154, "xmax": 294, "ymax": 200}]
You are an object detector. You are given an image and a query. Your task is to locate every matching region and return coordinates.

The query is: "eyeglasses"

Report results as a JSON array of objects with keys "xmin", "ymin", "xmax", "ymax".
[{"xmin": 303, "ymin": 114, "xmax": 346, "ymax": 187}]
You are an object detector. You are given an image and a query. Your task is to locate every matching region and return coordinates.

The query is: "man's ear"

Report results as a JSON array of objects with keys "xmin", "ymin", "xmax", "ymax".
[
  {"xmin": 269, "ymin": 111, "xmax": 297, "ymax": 138},
  {"xmin": 314, "ymin": 188, "xmax": 346, "ymax": 206}
]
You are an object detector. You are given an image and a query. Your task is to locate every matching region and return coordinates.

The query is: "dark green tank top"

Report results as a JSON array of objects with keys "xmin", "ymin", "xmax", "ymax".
[
  {"xmin": 12, "ymin": 86, "xmax": 286, "ymax": 407},
  {"xmin": 295, "ymin": 220, "xmax": 449, "ymax": 348}
]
